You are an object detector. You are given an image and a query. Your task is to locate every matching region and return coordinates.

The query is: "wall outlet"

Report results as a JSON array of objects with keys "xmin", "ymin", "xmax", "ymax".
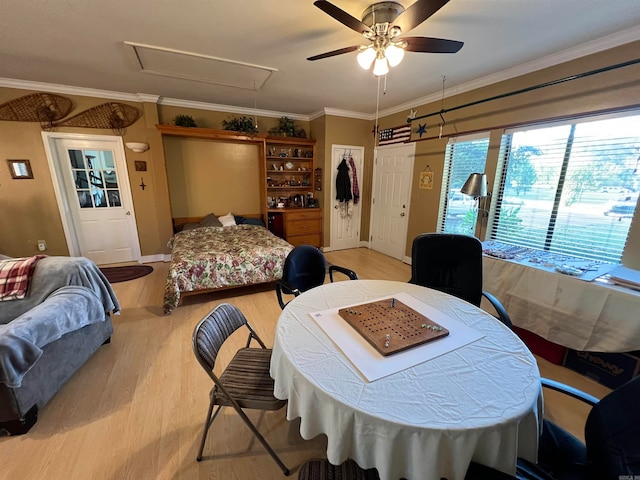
[{"xmin": 37, "ymin": 240, "xmax": 47, "ymax": 251}]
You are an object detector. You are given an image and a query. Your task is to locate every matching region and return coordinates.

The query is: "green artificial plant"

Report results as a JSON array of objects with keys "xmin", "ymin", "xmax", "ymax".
[
  {"xmin": 173, "ymin": 114, "xmax": 197, "ymax": 128},
  {"xmin": 269, "ymin": 116, "xmax": 306, "ymax": 137},
  {"xmin": 221, "ymin": 116, "xmax": 259, "ymax": 135}
]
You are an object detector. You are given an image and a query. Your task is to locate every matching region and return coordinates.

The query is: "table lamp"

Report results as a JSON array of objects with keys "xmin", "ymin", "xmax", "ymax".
[{"xmin": 461, "ymin": 173, "xmax": 489, "ymax": 238}]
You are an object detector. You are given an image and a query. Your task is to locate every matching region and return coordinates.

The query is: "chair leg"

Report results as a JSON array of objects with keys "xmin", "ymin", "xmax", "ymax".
[
  {"xmin": 233, "ymin": 405, "xmax": 290, "ymax": 476},
  {"xmin": 196, "ymin": 402, "xmax": 222, "ymax": 461}
]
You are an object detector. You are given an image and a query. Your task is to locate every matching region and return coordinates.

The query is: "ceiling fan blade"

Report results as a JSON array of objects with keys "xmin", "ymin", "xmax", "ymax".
[
  {"xmin": 402, "ymin": 36, "xmax": 463, "ymax": 53},
  {"xmin": 391, "ymin": 0, "xmax": 451, "ymax": 34},
  {"xmin": 313, "ymin": 0, "xmax": 373, "ymax": 35},
  {"xmin": 307, "ymin": 45, "xmax": 360, "ymax": 61}
]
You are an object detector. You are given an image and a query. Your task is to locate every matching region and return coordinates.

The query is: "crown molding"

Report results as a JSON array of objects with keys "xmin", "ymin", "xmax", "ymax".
[
  {"xmin": 321, "ymin": 107, "xmax": 373, "ymax": 121},
  {"xmin": 378, "ymin": 25, "xmax": 640, "ymax": 118},
  {"xmin": 2, "ymin": 26, "xmax": 638, "ymax": 124},
  {"xmin": 157, "ymin": 97, "xmax": 309, "ymax": 121},
  {"xmin": 0, "ymin": 77, "xmax": 142, "ymax": 102},
  {"xmin": 136, "ymin": 94, "xmax": 160, "ymax": 103},
  {"xmin": 0, "ymin": 77, "xmax": 311, "ymax": 121}
]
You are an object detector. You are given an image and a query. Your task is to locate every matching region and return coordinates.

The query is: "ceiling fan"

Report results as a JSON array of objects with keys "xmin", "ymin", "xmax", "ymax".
[{"xmin": 308, "ymin": 0, "xmax": 463, "ymax": 76}]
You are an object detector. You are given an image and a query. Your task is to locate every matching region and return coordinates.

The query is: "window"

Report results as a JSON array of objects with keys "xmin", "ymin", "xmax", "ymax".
[
  {"xmin": 489, "ymin": 112, "xmax": 640, "ymax": 263},
  {"xmin": 437, "ymin": 133, "xmax": 490, "ymax": 235},
  {"xmin": 68, "ymin": 149, "xmax": 121, "ymax": 208}
]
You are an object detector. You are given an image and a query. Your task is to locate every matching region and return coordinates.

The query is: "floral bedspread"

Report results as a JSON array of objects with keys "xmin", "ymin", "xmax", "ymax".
[{"xmin": 163, "ymin": 225, "xmax": 293, "ymax": 314}]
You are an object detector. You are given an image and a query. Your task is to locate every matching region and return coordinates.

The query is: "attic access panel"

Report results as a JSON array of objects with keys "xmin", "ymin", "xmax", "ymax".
[{"xmin": 124, "ymin": 42, "xmax": 277, "ymax": 90}]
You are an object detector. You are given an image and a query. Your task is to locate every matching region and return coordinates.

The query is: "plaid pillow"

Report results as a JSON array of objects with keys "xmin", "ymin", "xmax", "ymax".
[{"xmin": 0, "ymin": 255, "xmax": 47, "ymax": 301}]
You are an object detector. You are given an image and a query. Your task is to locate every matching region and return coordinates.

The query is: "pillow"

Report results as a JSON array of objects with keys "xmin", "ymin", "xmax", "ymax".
[
  {"xmin": 199, "ymin": 213, "xmax": 223, "ymax": 228},
  {"xmin": 241, "ymin": 217, "xmax": 265, "ymax": 227},
  {"xmin": 181, "ymin": 222, "xmax": 201, "ymax": 231},
  {"xmin": 218, "ymin": 212, "xmax": 236, "ymax": 227}
]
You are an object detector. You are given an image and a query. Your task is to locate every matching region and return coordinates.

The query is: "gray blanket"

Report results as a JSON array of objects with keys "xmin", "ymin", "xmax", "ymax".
[
  {"xmin": 0, "ymin": 286, "xmax": 107, "ymax": 388},
  {"xmin": 0, "ymin": 256, "xmax": 120, "ymax": 325}
]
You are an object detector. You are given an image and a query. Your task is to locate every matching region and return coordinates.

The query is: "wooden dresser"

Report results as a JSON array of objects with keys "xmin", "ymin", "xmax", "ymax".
[{"xmin": 268, "ymin": 208, "xmax": 322, "ymax": 247}]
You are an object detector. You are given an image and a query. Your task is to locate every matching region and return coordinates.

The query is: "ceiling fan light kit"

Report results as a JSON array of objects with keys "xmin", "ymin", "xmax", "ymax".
[
  {"xmin": 357, "ymin": 47, "xmax": 377, "ymax": 69},
  {"xmin": 309, "ymin": 0, "xmax": 463, "ymax": 77},
  {"xmin": 385, "ymin": 43, "xmax": 405, "ymax": 66},
  {"xmin": 373, "ymin": 54, "xmax": 390, "ymax": 76}
]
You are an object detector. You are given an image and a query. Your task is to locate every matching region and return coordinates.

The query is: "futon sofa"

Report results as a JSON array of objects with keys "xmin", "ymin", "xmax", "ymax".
[{"xmin": 0, "ymin": 255, "xmax": 120, "ymax": 435}]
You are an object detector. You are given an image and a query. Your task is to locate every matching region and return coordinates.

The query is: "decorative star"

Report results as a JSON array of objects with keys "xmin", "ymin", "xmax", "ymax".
[
  {"xmin": 416, "ymin": 123, "xmax": 427, "ymax": 138},
  {"xmin": 407, "ymin": 108, "xmax": 417, "ymax": 122}
]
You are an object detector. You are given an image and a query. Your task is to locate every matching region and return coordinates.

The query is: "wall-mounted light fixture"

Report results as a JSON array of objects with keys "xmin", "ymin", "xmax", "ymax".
[{"xmin": 125, "ymin": 142, "xmax": 149, "ymax": 153}]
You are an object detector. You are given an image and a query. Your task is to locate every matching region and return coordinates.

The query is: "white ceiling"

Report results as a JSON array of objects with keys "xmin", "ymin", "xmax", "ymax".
[{"xmin": 1, "ymin": 0, "xmax": 640, "ymax": 118}]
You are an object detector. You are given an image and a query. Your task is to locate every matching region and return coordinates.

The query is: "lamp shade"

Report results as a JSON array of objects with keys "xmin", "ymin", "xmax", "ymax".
[
  {"xmin": 357, "ymin": 47, "xmax": 376, "ymax": 70},
  {"xmin": 461, "ymin": 173, "xmax": 487, "ymax": 198},
  {"xmin": 373, "ymin": 56, "xmax": 389, "ymax": 76},
  {"xmin": 384, "ymin": 44, "xmax": 405, "ymax": 67},
  {"xmin": 125, "ymin": 142, "xmax": 149, "ymax": 153}
]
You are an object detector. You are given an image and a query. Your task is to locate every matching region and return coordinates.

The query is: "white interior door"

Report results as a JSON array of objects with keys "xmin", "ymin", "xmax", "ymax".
[
  {"xmin": 330, "ymin": 145, "xmax": 364, "ymax": 251},
  {"xmin": 370, "ymin": 143, "xmax": 414, "ymax": 260},
  {"xmin": 44, "ymin": 133, "xmax": 141, "ymax": 265}
]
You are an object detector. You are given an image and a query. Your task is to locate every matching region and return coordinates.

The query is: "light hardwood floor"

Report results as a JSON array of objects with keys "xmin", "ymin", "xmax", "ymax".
[{"xmin": 1, "ymin": 248, "xmax": 611, "ymax": 479}]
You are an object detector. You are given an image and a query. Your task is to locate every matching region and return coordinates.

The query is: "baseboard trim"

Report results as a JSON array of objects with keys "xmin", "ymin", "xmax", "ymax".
[{"xmin": 140, "ymin": 254, "xmax": 167, "ymax": 263}]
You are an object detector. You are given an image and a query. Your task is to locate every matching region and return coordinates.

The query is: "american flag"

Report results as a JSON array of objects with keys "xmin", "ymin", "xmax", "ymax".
[{"xmin": 378, "ymin": 124, "xmax": 411, "ymax": 145}]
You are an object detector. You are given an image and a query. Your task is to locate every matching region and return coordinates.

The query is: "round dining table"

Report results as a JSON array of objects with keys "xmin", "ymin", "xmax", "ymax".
[{"xmin": 270, "ymin": 280, "xmax": 543, "ymax": 480}]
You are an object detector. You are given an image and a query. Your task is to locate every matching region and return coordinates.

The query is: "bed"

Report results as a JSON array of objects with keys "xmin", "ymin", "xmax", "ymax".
[{"xmin": 163, "ymin": 214, "xmax": 293, "ymax": 314}]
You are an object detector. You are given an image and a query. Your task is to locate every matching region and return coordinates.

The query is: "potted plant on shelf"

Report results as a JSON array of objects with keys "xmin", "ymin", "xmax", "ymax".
[
  {"xmin": 221, "ymin": 116, "xmax": 259, "ymax": 135},
  {"xmin": 269, "ymin": 116, "xmax": 306, "ymax": 137},
  {"xmin": 173, "ymin": 114, "xmax": 197, "ymax": 127}
]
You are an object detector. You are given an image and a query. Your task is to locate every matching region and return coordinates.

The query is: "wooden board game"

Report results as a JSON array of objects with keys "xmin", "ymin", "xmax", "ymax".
[{"xmin": 338, "ymin": 297, "xmax": 449, "ymax": 356}]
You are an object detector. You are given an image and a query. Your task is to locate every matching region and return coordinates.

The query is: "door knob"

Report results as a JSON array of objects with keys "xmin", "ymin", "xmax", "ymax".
[
  {"xmin": 126, "ymin": 211, "xmax": 131, "ymax": 215},
  {"xmin": 400, "ymin": 212, "xmax": 405, "ymax": 217},
  {"xmin": 334, "ymin": 205, "xmax": 339, "ymax": 209}
]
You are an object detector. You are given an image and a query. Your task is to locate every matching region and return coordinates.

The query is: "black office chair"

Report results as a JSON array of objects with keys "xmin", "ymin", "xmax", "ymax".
[
  {"xmin": 466, "ymin": 374, "xmax": 640, "ymax": 479},
  {"xmin": 409, "ymin": 233, "xmax": 512, "ymax": 328},
  {"xmin": 301, "ymin": 376, "xmax": 640, "ymax": 480},
  {"xmin": 276, "ymin": 245, "xmax": 358, "ymax": 309},
  {"xmin": 192, "ymin": 303, "xmax": 290, "ymax": 475}
]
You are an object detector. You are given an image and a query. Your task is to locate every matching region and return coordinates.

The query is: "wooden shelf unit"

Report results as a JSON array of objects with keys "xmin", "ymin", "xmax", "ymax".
[{"xmin": 265, "ymin": 136, "xmax": 322, "ymax": 247}]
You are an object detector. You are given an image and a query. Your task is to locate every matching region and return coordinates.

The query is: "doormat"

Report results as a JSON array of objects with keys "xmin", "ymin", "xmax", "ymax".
[{"xmin": 100, "ymin": 265, "xmax": 153, "ymax": 283}]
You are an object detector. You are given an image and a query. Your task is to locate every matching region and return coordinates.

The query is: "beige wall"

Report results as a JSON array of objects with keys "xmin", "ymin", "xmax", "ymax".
[
  {"xmin": 319, "ymin": 115, "xmax": 375, "ymax": 246},
  {"xmin": 372, "ymin": 40, "xmax": 640, "ymax": 267},
  {"xmin": 0, "ymin": 87, "xmax": 171, "ymax": 258},
  {"xmin": 2, "ymin": 40, "xmax": 640, "ymax": 268},
  {"xmin": 164, "ymin": 137, "xmax": 261, "ymax": 217}
]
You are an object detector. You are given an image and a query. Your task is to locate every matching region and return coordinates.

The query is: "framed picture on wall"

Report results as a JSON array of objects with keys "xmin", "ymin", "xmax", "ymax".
[
  {"xmin": 419, "ymin": 171, "xmax": 434, "ymax": 190},
  {"xmin": 7, "ymin": 159, "xmax": 33, "ymax": 179},
  {"xmin": 134, "ymin": 161, "xmax": 147, "ymax": 171}
]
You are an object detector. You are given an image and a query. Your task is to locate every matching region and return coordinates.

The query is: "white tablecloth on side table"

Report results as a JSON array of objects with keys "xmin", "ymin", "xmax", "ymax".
[
  {"xmin": 482, "ymin": 255, "xmax": 640, "ymax": 352},
  {"xmin": 270, "ymin": 280, "xmax": 543, "ymax": 480}
]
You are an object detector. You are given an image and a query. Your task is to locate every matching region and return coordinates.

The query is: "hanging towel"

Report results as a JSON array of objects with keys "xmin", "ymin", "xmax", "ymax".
[
  {"xmin": 336, "ymin": 158, "xmax": 352, "ymax": 203},
  {"xmin": 348, "ymin": 156, "xmax": 359, "ymax": 205}
]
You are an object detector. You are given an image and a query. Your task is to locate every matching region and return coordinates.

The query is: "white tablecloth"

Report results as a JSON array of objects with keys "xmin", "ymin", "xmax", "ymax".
[
  {"xmin": 483, "ymin": 256, "xmax": 640, "ymax": 352},
  {"xmin": 270, "ymin": 280, "xmax": 542, "ymax": 480}
]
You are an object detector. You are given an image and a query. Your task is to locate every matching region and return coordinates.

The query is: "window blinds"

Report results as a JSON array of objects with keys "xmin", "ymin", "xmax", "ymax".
[
  {"xmin": 488, "ymin": 113, "xmax": 640, "ymax": 263},
  {"xmin": 437, "ymin": 134, "xmax": 490, "ymax": 234}
]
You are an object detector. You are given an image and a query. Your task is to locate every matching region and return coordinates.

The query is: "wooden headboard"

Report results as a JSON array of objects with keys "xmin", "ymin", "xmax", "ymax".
[{"xmin": 173, "ymin": 213, "xmax": 264, "ymax": 232}]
